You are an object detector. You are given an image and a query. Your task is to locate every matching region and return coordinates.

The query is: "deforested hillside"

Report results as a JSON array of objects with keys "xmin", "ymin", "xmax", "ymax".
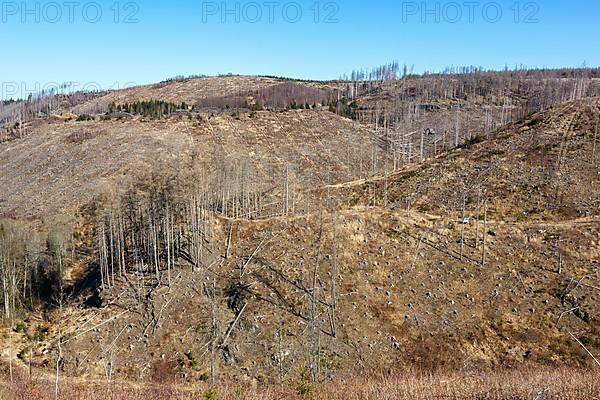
[
  {"xmin": 0, "ymin": 109, "xmax": 389, "ymax": 217},
  {"xmin": 0, "ymin": 73, "xmax": 599, "ymax": 399},
  {"xmin": 70, "ymin": 76, "xmax": 283, "ymax": 114},
  {"xmin": 70, "ymin": 76, "xmax": 344, "ymax": 115},
  {"xmin": 346, "ymin": 70, "xmax": 600, "ymax": 169},
  {"xmin": 334, "ymin": 99, "xmax": 600, "ymax": 222},
  {"xmin": 0, "ymin": 97, "xmax": 598, "ymax": 393},
  {"xmin": 4, "ymin": 0, "xmax": 600, "ymax": 395}
]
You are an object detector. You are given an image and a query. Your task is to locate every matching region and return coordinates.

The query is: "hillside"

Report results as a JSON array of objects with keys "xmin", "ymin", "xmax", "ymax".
[
  {"xmin": 0, "ymin": 109, "xmax": 387, "ymax": 218},
  {"xmin": 70, "ymin": 76, "xmax": 344, "ymax": 115},
  {"xmin": 70, "ymin": 76, "xmax": 283, "ymax": 114},
  {"xmin": 0, "ymin": 74, "xmax": 599, "ymax": 398},
  {"xmin": 334, "ymin": 99, "xmax": 600, "ymax": 222},
  {"xmin": 1, "ymin": 98, "xmax": 598, "ymax": 385}
]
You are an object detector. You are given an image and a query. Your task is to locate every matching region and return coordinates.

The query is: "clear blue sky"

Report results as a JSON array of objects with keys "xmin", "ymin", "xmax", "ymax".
[{"xmin": 1, "ymin": 0, "xmax": 599, "ymax": 98}]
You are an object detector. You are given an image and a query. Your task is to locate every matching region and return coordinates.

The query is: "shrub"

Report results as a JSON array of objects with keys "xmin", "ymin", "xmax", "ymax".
[
  {"xmin": 14, "ymin": 321, "xmax": 26, "ymax": 333},
  {"xmin": 30, "ymin": 325, "xmax": 49, "ymax": 342},
  {"xmin": 76, "ymin": 114, "xmax": 94, "ymax": 122},
  {"xmin": 17, "ymin": 347, "xmax": 30, "ymax": 360},
  {"xmin": 296, "ymin": 368, "xmax": 312, "ymax": 397},
  {"xmin": 459, "ymin": 135, "xmax": 485, "ymax": 149},
  {"xmin": 203, "ymin": 388, "xmax": 217, "ymax": 400},
  {"xmin": 184, "ymin": 351, "xmax": 198, "ymax": 369}
]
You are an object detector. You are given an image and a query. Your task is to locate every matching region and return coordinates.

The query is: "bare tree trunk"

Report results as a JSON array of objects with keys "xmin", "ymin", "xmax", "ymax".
[
  {"xmin": 443, "ymin": 130, "xmax": 447, "ymax": 152},
  {"xmin": 558, "ymin": 252, "xmax": 563, "ymax": 274},
  {"xmin": 210, "ymin": 277, "xmax": 217, "ymax": 385},
  {"xmin": 593, "ymin": 118, "xmax": 598, "ymax": 165},
  {"xmin": 165, "ymin": 205, "xmax": 172, "ymax": 287},
  {"xmin": 409, "ymin": 236, "xmax": 423, "ymax": 273},
  {"xmin": 310, "ymin": 210, "xmax": 324, "ymax": 384},
  {"xmin": 55, "ymin": 296, "xmax": 63, "ymax": 400},
  {"xmin": 152, "ymin": 219, "xmax": 160, "ymax": 284},
  {"xmin": 420, "ymin": 130, "xmax": 424, "ymax": 161},
  {"xmin": 9, "ymin": 297, "xmax": 13, "ymax": 386},
  {"xmin": 455, "ymin": 106, "xmax": 460, "ymax": 148},
  {"xmin": 569, "ymin": 331, "xmax": 600, "ymax": 367},
  {"xmin": 330, "ymin": 210, "xmax": 338, "ymax": 338},
  {"xmin": 460, "ymin": 196, "xmax": 466, "ymax": 260},
  {"xmin": 482, "ymin": 200, "xmax": 488, "ymax": 267},
  {"xmin": 225, "ymin": 222, "xmax": 233, "ymax": 259},
  {"xmin": 384, "ymin": 170, "xmax": 388, "ymax": 208},
  {"xmin": 475, "ymin": 188, "xmax": 481, "ymax": 249}
]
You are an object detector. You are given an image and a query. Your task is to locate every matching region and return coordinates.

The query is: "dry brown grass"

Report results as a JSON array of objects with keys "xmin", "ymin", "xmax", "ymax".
[
  {"xmin": 2, "ymin": 367, "xmax": 598, "ymax": 399},
  {"xmin": 0, "ymin": 109, "xmax": 386, "ymax": 217}
]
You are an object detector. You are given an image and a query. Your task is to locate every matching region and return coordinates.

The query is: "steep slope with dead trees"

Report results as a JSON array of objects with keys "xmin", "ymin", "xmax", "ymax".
[{"xmin": 0, "ymin": 71, "xmax": 598, "ymax": 395}]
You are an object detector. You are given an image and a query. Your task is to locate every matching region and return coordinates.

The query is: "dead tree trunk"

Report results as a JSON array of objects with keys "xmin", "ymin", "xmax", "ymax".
[
  {"xmin": 475, "ymin": 188, "xmax": 481, "ymax": 249},
  {"xmin": 593, "ymin": 118, "xmax": 598, "ymax": 165},
  {"xmin": 330, "ymin": 211, "xmax": 338, "ymax": 338},
  {"xmin": 460, "ymin": 196, "xmax": 466, "ymax": 260},
  {"xmin": 482, "ymin": 200, "xmax": 488, "ymax": 267}
]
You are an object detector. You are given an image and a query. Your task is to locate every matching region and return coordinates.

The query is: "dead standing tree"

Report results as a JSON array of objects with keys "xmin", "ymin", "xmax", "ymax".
[
  {"xmin": 206, "ymin": 277, "xmax": 218, "ymax": 385},
  {"xmin": 460, "ymin": 195, "xmax": 466, "ymax": 260},
  {"xmin": 482, "ymin": 199, "xmax": 488, "ymax": 267},
  {"xmin": 593, "ymin": 117, "xmax": 598, "ymax": 165},
  {"xmin": 329, "ymin": 210, "xmax": 338, "ymax": 338},
  {"xmin": 309, "ymin": 209, "xmax": 325, "ymax": 384}
]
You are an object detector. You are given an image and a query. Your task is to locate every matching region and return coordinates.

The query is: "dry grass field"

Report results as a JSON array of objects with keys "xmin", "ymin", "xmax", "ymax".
[{"xmin": 1, "ymin": 366, "xmax": 599, "ymax": 399}]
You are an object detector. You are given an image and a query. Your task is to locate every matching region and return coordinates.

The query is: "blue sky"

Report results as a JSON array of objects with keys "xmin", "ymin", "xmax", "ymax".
[{"xmin": 0, "ymin": 0, "xmax": 599, "ymax": 98}]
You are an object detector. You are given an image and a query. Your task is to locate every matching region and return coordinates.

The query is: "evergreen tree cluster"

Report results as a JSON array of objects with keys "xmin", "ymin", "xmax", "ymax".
[
  {"xmin": 108, "ymin": 100, "xmax": 189, "ymax": 119},
  {"xmin": 76, "ymin": 114, "xmax": 95, "ymax": 121},
  {"xmin": 327, "ymin": 99, "xmax": 359, "ymax": 119},
  {"xmin": 287, "ymin": 101, "xmax": 313, "ymax": 110}
]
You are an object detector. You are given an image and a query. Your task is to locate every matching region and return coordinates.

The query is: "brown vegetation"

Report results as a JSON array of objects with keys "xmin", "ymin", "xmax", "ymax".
[
  {"xmin": 1, "ymin": 365, "xmax": 598, "ymax": 400},
  {"xmin": 0, "ymin": 71, "xmax": 599, "ymax": 396}
]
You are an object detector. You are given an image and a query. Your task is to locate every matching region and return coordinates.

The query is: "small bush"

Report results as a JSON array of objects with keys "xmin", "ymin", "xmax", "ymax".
[
  {"xmin": 296, "ymin": 368, "xmax": 312, "ymax": 397},
  {"xmin": 184, "ymin": 351, "xmax": 198, "ymax": 369},
  {"xmin": 203, "ymin": 388, "xmax": 217, "ymax": 400},
  {"xmin": 14, "ymin": 321, "xmax": 26, "ymax": 333},
  {"xmin": 459, "ymin": 135, "xmax": 485, "ymax": 149},
  {"xmin": 17, "ymin": 347, "xmax": 30, "ymax": 360},
  {"xmin": 76, "ymin": 114, "xmax": 94, "ymax": 122},
  {"xmin": 30, "ymin": 325, "xmax": 49, "ymax": 342}
]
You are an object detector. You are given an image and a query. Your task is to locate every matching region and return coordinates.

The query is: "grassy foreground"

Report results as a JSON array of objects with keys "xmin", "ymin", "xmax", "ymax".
[{"xmin": 1, "ymin": 366, "xmax": 599, "ymax": 399}]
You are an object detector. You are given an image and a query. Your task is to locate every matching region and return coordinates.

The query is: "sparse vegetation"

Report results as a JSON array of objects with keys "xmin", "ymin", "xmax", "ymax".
[
  {"xmin": 1, "ymin": 365, "xmax": 599, "ymax": 399},
  {"xmin": 0, "ymin": 72, "xmax": 599, "ymax": 397}
]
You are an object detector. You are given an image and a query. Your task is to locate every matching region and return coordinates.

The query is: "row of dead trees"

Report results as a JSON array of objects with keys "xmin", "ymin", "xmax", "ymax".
[
  {"xmin": 93, "ymin": 166, "xmax": 343, "ymax": 386},
  {"xmin": 94, "ymin": 160, "xmax": 304, "ymax": 289},
  {"xmin": 351, "ymin": 73, "xmax": 600, "ymax": 170},
  {"xmin": 0, "ymin": 216, "xmax": 75, "ymax": 322}
]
